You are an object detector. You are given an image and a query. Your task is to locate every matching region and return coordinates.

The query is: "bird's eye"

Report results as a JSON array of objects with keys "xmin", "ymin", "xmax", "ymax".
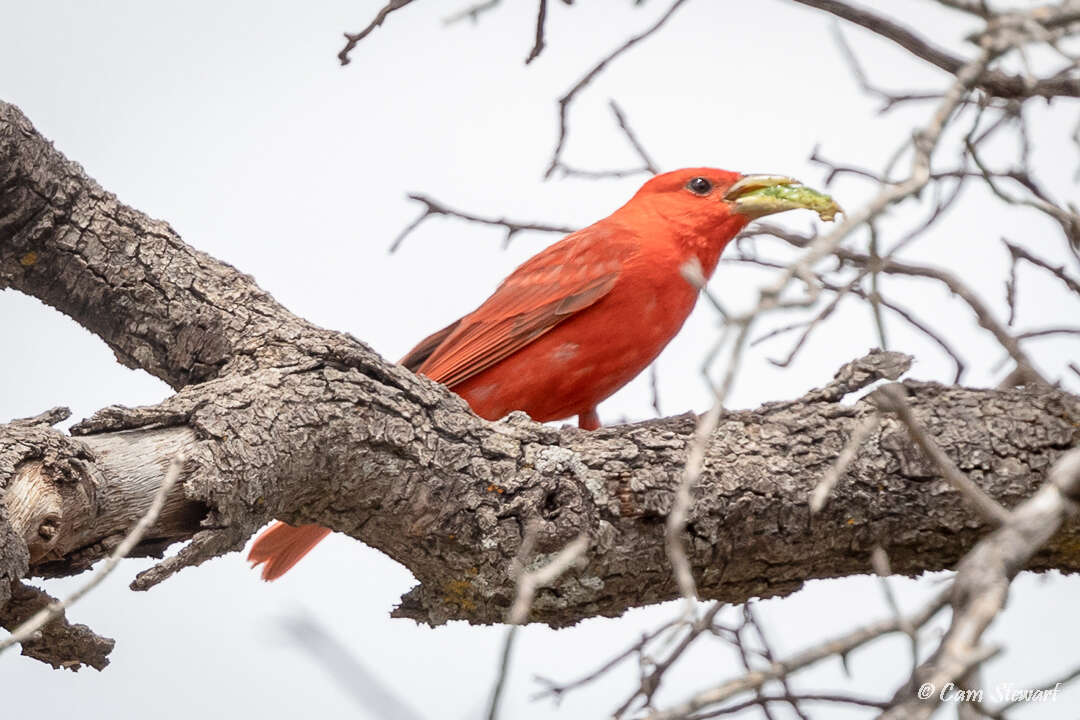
[{"xmin": 686, "ymin": 177, "xmax": 713, "ymax": 195}]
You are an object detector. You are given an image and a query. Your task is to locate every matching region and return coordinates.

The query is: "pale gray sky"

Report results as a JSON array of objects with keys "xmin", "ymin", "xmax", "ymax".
[{"xmin": 2, "ymin": 1, "xmax": 1078, "ymax": 718}]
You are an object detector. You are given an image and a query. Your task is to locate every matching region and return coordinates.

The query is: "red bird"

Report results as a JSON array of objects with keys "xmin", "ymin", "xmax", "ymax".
[{"xmin": 248, "ymin": 168, "xmax": 838, "ymax": 580}]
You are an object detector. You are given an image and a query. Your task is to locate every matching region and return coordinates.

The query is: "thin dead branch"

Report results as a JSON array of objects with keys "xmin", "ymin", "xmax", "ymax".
[
  {"xmin": 389, "ymin": 193, "xmax": 575, "ymax": 252},
  {"xmin": 543, "ymin": 0, "xmax": 689, "ymax": 179},
  {"xmin": 644, "ymin": 590, "xmax": 951, "ymax": 719},
  {"xmin": 339, "ymin": 0, "xmax": 418, "ymax": 66},
  {"xmin": 810, "ymin": 411, "xmax": 880, "ymax": 513},
  {"xmin": 487, "ymin": 530, "xmax": 590, "ymax": 720},
  {"xmin": 524, "ymin": 0, "xmax": 548, "ymax": 64}
]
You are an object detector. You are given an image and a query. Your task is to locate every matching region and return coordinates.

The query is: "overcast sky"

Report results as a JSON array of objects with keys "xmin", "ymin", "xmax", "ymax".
[{"xmin": 2, "ymin": 1, "xmax": 1079, "ymax": 718}]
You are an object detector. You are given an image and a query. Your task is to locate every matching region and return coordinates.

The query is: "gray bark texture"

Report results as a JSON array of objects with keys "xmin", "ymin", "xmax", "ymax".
[{"xmin": 1, "ymin": 100, "xmax": 1078, "ymax": 671}]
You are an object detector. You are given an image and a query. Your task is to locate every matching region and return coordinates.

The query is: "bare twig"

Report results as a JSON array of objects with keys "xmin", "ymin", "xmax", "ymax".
[
  {"xmin": 727, "ymin": 609, "xmax": 783, "ymax": 720},
  {"xmin": 837, "ymin": 250, "xmax": 1048, "ymax": 386},
  {"xmin": 1016, "ymin": 326, "xmax": 1080, "ymax": 340},
  {"xmin": 810, "ymin": 411, "xmax": 880, "ymax": 513},
  {"xmin": 685, "ymin": 692, "xmax": 889, "ymax": 718},
  {"xmin": 665, "ymin": 396, "xmax": 720, "ymax": 606},
  {"xmin": 1073, "ymin": 112, "xmax": 1080, "ymax": 181},
  {"xmin": 1003, "ymin": 238, "xmax": 1080, "ymax": 296},
  {"xmin": 524, "ymin": 0, "xmax": 548, "ymax": 64},
  {"xmin": 767, "ymin": 272, "xmax": 864, "ymax": 368},
  {"xmin": 389, "ymin": 193, "xmax": 574, "ymax": 252},
  {"xmin": 649, "ymin": 364, "xmax": 663, "ymax": 417},
  {"xmin": 557, "ymin": 101, "xmax": 662, "ymax": 179},
  {"xmin": 544, "ymin": 0, "xmax": 689, "ymax": 179},
  {"xmin": 487, "ymin": 530, "xmax": 590, "ymax": 720},
  {"xmin": 781, "ymin": 48, "xmax": 992, "ymax": 282},
  {"xmin": 965, "ymin": 137, "xmax": 1080, "ymax": 249},
  {"xmin": 868, "ymin": 224, "xmax": 888, "ymax": 348},
  {"xmin": 1006, "ymin": 242, "xmax": 1020, "ymax": 326},
  {"xmin": 612, "ymin": 602, "xmax": 726, "ymax": 718},
  {"xmin": 882, "ymin": 448, "xmax": 1080, "ymax": 718},
  {"xmin": 870, "ymin": 547, "xmax": 919, "ymax": 676},
  {"xmin": 936, "ymin": 0, "xmax": 992, "ymax": 19},
  {"xmin": 508, "ymin": 535, "xmax": 589, "ymax": 626},
  {"xmin": 725, "ymin": 246, "xmax": 970, "ymax": 383},
  {"xmin": 338, "ymin": 0, "xmax": 418, "ymax": 66},
  {"xmin": 663, "ymin": 258, "xmax": 774, "ymax": 608},
  {"xmin": 742, "ymin": 605, "xmax": 810, "ymax": 720},
  {"xmin": 831, "ymin": 23, "xmax": 943, "ymax": 113},
  {"xmin": 644, "ymin": 589, "xmax": 950, "ymax": 719},
  {"xmin": 533, "ymin": 617, "xmax": 683, "ymax": 704},
  {"xmin": 791, "ymin": 0, "xmax": 1080, "ymax": 98},
  {"xmin": 443, "ymin": 0, "xmax": 500, "ymax": 25},
  {"xmin": 873, "ymin": 292, "xmax": 967, "ymax": 384},
  {"xmin": 610, "ymin": 100, "xmax": 660, "ymax": 175}
]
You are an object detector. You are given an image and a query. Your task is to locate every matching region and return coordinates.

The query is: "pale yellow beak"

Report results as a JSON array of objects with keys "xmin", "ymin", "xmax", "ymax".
[{"xmin": 726, "ymin": 175, "xmax": 841, "ymax": 222}]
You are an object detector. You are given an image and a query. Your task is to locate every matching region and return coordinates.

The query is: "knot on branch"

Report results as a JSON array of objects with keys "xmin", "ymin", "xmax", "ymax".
[{"xmin": 0, "ymin": 423, "xmax": 97, "ymax": 577}]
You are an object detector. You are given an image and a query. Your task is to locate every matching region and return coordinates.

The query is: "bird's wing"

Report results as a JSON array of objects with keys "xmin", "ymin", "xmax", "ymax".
[
  {"xmin": 410, "ymin": 225, "xmax": 631, "ymax": 388},
  {"xmin": 400, "ymin": 318, "xmax": 461, "ymax": 372}
]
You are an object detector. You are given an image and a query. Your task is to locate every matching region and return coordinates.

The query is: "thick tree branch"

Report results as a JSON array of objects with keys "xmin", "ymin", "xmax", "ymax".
[{"xmin": 3, "ymin": 364, "xmax": 1078, "ymax": 656}]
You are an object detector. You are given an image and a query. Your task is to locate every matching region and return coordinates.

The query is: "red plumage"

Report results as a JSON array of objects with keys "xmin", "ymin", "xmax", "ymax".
[
  {"xmin": 249, "ymin": 168, "xmax": 817, "ymax": 579},
  {"xmin": 402, "ymin": 168, "xmax": 747, "ymax": 428},
  {"xmin": 247, "ymin": 522, "xmax": 331, "ymax": 581}
]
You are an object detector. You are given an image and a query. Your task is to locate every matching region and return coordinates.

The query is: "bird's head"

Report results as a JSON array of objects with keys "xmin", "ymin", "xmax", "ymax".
[{"xmin": 626, "ymin": 167, "xmax": 840, "ymax": 241}]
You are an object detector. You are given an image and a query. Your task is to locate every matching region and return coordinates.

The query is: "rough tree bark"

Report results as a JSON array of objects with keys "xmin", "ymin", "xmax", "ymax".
[{"xmin": 1, "ymin": 100, "xmax": 1077, "ymax": 671}]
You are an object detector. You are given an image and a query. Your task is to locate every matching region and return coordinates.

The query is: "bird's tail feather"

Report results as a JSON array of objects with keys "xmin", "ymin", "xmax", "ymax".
[{"xmin": 248, "ymin": 521, "xmax": 331, "ymax": 581}]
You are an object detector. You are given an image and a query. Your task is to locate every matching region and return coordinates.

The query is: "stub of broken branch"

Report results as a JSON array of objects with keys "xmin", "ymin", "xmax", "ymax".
[
  {"xmin": 4, "ymin": 462, "xmax": 65, "ymax": 564},
  {"xmin": 807, "ymin": 348, "xmax": 913, "ymax": 401},
  {"xmin": 765, "ymin": 348, "xmax": 913, "ymax": 412},
  {"xmin": 0, "ymin": 582, "xmax": 114, "ymax": 671}
]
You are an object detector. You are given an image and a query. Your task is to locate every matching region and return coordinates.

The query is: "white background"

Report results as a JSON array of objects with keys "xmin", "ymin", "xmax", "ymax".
[{"xmin": 2, "ymin": 1, "xmax": 1078, "ymax": 718}]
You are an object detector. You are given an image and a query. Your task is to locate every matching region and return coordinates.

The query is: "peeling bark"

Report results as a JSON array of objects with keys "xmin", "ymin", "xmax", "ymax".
[{"xmin": 1, "ymin": 99, "xmax": 1079, "ymax": 671}]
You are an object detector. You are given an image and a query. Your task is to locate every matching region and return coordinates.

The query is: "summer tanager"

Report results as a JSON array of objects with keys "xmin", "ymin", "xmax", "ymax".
[{"xmin": 248, "ymin": 168, "xmax": 838, "ymax": 580}]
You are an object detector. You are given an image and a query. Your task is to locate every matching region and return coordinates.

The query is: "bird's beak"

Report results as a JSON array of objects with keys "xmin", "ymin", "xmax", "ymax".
[{"xmin": 725, "ymin": 175, "xmax": 841, "ymax": 222}]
